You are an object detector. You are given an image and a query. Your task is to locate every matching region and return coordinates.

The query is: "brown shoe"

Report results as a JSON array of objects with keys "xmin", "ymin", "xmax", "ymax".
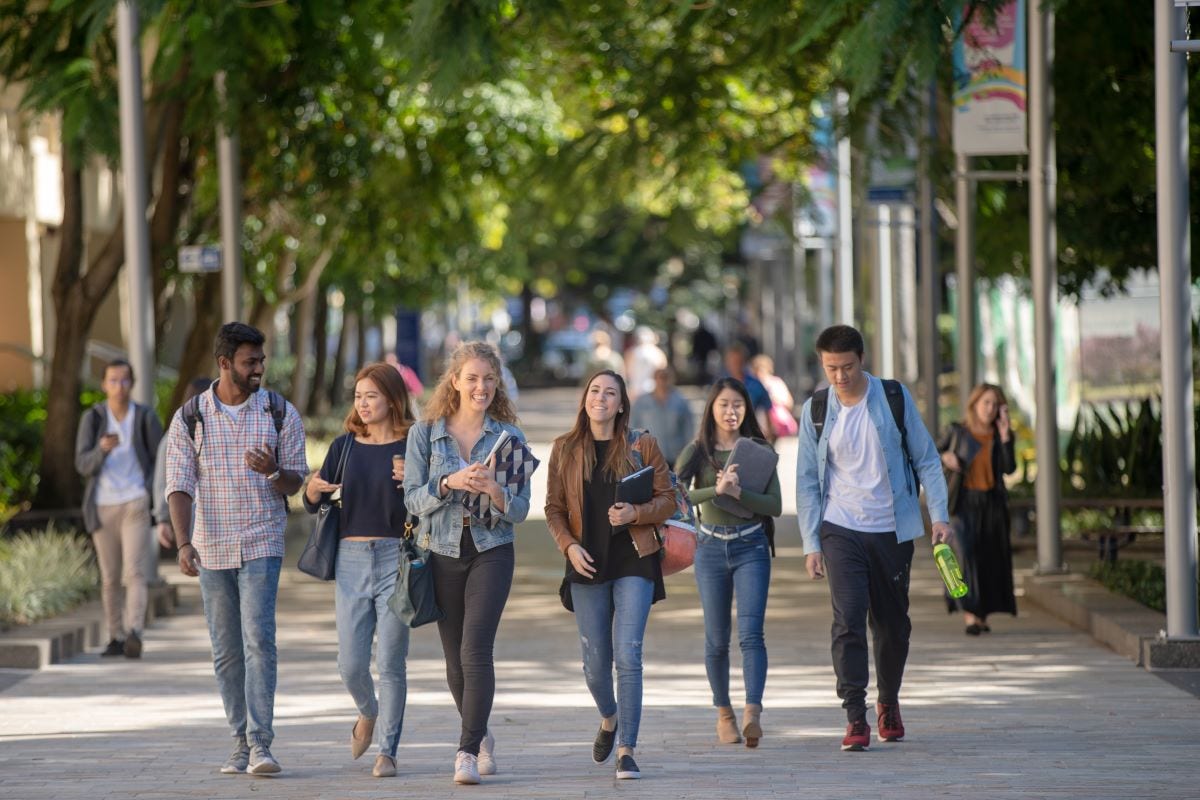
[
  {"xmin": 372, "ymin": 754, "xmax": 396, "ymax": 777},
  {"xmin": 351, "ymin": 715, "xmax": 375, "ymax": 760},
  {"xmin": 716, "ymin": 706, "xmax": 742, "ymax": 744},
  {"xmin": 742, "ymin": 703, "xmax": 763, "ymax": 748}
]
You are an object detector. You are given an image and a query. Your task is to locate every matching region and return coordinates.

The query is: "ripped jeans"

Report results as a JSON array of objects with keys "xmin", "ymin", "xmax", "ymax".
[{"xmin": 570, "ymin": 576, "xmax": 654, "ymax": 749}]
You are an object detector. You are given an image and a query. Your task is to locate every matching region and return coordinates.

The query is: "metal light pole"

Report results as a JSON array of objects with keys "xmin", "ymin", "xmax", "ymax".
[
  {"xmin": 898, "ymin": 203, "xmax": 919, "ymax": 385},
  {"xmin": 954, "ymin": 151, "xmax": 976, "ymax": 413},
  {"xmin": 876, "ymin": 204, "xmax": 895, "ymax": 377},
  {"xmin": 116, "ymin": 1, "xmax": 155, "ymax": 407},
  {"xmin": 1156, "ymin": 0, "xmax": 1200, "ymax": 638},
  {"xmin": 215, "ymin": 71, "xmax": 243, "ymax": 323},
  {"xmin": 918, "ymin": 83, "xmax": 941, "ymax": 435},
  {"xmin": 1030, "ymin": 1, "xmax": 1063, "ymax": 574},
  {"xmin": 835, "ymin": 89, "xmax": 855, "ymax": 326}
]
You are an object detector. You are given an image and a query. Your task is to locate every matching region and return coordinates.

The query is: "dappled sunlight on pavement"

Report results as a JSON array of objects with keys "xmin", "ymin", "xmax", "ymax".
[{"xmin": 1, "ymin": 402, "xmax": 1197, "ymax": 797}]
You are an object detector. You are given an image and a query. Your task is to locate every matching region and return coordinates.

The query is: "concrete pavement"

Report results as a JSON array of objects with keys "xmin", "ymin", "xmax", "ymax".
[
  {"xmin": 1, "ymin": 516, "xmax": 1197, "ymax": 799},
  {"xmin": 1, "ymin": 387, "xmax": 1197, "ymax": 798}
]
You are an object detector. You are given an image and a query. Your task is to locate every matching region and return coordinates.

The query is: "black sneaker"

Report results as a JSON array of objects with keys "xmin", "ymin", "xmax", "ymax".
[
  {"xmin": 124, "ymin": 631, "xmax": 143, "ymax": 659},
  {"xmin": 592, "ymin": 722, "xmax": 617, "ymax": 764},
  {"xmin": 615, "ymin": 753, "xmax": 640, "ymax": 780},
  {"xmin": 100, "ymin": 639, "xmax": 124, "ymax": 657}
]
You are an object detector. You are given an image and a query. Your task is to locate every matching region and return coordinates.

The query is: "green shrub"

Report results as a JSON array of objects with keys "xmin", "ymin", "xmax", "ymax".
[
  {"xmin": 1088, "ymin": 559, "xmax": 1167, "ymax": 613},
  {"xmin": 0, "ymin": 526, "xmax": 98, "ymax": 626}
]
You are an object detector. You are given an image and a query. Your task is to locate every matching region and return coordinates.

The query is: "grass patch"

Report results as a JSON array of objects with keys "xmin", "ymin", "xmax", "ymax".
[
  {"xmin": 0, "ymin": 526, "xmax": 99, "ymax": 627},
  {"xmin": 1088, "ymin": 559, "xmax": 1167, "ymax": 613}
]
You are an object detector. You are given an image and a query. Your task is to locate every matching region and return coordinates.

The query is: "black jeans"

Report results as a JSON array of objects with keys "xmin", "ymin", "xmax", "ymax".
[
  {"xmin": 430, "ymin": 528, "xmax": 515, "ymax": 755},
  {"xmin": 820, "ymin": 521, "xmax": 914, "ymax": 723}
]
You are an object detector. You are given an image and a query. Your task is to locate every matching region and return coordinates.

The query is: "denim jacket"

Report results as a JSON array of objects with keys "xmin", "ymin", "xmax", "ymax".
[
  {"xmin": 403, "ymin": 415, "xmax": 532, "ymax": 558},
  {"xmin": 795, "ymin": 374, "xmax": 949, "ymax": 555}
]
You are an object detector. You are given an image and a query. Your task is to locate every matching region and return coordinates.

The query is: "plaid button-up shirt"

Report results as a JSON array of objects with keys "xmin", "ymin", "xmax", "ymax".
[{"xmin": 164, "ymin": 387, "xmax": 308, "ymax": 570}]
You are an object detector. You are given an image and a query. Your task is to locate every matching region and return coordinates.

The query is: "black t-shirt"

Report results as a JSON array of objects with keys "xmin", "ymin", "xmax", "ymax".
[
  {"xmin": 304, "ymin": 435, "xmax": 409, "ymax": 539},
  {"xmin": 568, "ymin": 439, "xmax": 656, "ymax": 585}
]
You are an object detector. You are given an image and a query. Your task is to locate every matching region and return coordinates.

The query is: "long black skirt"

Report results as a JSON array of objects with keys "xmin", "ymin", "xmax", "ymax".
[{"xmin": 946, "ymin": 489, "xmax": 1017, "ymax": 618}]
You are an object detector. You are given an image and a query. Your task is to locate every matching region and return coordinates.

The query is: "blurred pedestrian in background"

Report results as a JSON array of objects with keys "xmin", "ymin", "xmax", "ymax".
[
  {"xmin": 584, "ymin": 329, "xmax": 625, "ymax": 381},
  {"xmin": 939, "ymin": 383, "xmax": 1017, "ymax": 636},
  {"xmin": 750, "ymin": 355, "xmax": 797, "ymax": 440},
  {"xmin": 624, "ymin": 327, "xmax": 668, "ymax": 401},
  {"xmin": 630, "ymin": 367, "xmax": 693, "ymax": 467},
  {"xmin": 76, "ymin": 359, "xmax": 163, "ymax": 660}
]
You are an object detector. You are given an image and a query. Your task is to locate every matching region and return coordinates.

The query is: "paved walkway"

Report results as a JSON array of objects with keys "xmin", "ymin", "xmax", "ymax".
[
  {"xmin": 1, "ymin": 389, "xmax": 1196, "ymax": 798},
  {"xmin": 1, "ymin": 519, "xmax": 1197, "ymax": 799}
]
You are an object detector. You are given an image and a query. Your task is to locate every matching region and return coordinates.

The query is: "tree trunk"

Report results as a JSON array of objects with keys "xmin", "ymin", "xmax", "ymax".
[
  {"xmin": 306, "ymin": 285, "xmax": 329, "ymax": 416},
  {"xmin": 329, "ymin": 305, "xmax": 355, "ymax": 409},
  {"xmin": 34, "ymin": 152, "xmax": 127, "ymax": 509},
  {"xmin": 289, "ymin": 284, "xmax": 317, "ymax": 410},
  {"xmin": 355, "ymin": 295, "xmax": 367, "ymax": 374},
  {"xmin": 169, "ymin": 273, "xmax": 222, "ymax": 410},
  {"xmin": 150, "ymin": 96, "xmax": 192, "ymax": 346}
]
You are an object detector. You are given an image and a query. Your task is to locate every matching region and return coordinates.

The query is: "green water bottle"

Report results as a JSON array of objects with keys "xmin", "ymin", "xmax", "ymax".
[{"xmin": 933, "ymin": 543, "xmax": 968, "ymax": 599}]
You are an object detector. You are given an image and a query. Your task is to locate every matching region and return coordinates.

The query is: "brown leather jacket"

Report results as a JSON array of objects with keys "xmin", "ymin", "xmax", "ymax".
[{"xmin": 545, "ymin": 432, "xmax": 676, "ymax": 559}]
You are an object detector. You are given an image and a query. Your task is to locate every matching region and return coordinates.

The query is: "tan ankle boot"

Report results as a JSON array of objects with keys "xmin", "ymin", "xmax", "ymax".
[
  {"xmin": 716, "ymin": 706, "xmax": 742, "ymax": 744},
  {"xmin": 743, "ymin": 704, "xmax": 762, "ymax": 748}
]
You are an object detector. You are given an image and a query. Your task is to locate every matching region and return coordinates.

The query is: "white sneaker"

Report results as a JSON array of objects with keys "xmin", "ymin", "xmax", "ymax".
[
  {"xmin": 454, "ymin": 751, "xmax": 480, "ymax": 785},
  {"xmin": 477, "ymin": 730, "xmax": 497, "ymax": 775}
]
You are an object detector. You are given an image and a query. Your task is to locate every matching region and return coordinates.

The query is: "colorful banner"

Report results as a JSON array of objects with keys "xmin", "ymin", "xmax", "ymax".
[
  {"xmin": 952, "ymin": 0, "xmax": 1027, "ymax": 155},
  {"xmin": 799, "ymin": 100, "xmax": 837, "ymax": 239}
]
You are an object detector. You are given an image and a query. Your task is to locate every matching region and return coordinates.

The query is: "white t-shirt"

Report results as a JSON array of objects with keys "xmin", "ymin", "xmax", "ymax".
[
  {"xmin": 215, "ymin": 396, "xmax": 248, "ymax": 422},
  {"xmin": 96, "ymin": 407, "xmax": 148, "ymax": 507},
  {"xmin": 822, "ymin": 397, "xmax": 895, "ymax": 532}
]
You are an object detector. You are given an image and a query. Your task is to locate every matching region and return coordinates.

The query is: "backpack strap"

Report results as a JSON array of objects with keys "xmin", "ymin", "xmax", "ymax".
[
  {"xmin": 182, "ymin": 394, "xmax": 202, "ymax": 441},
  {"xmin": 264, "ymin": 390, "xmax": 287, "ymax": 464},
  {"xmin": 809, "ymin": 388, "xmax": 829, "ymax": 439},
  {"xmin": 881, "ymin": 379, "xmax": 919, "ymax": 491}
]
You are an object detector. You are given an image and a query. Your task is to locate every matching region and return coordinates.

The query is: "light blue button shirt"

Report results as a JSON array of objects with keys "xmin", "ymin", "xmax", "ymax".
[{"xmin": 795, "ymin": 374, "xmax": 949, "ymax": 555}]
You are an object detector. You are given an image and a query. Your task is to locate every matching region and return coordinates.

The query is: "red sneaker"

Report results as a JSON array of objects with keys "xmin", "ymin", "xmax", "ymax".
[
  {"xmin": 841, "ymin": 719, "xmax": 871, "ymax": 751},
  {"xmin": 876, "ymin": 702, "xmax": 905, "ymax": 742}
]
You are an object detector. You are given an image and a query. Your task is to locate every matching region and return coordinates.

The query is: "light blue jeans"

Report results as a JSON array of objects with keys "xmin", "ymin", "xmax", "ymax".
[
  {"xmin": 198, "ymin": 556, "xmax": 282, "ymax": 747},
  {"xmin": 570, "ymin": 577, "xmax": 654, "ymax": 749},
  {"xmin": 335, "ymin": 538, "xmax": 410, "ymax": 758},
  {"xmin": 693, "ymin": 526, "xmax": 771, "ymax": 707}
]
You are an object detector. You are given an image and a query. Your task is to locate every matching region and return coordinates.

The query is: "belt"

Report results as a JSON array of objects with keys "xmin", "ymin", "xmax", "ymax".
[{"xmin": 699, "ymin": 522, "xmax": 764, "ymax": 540}]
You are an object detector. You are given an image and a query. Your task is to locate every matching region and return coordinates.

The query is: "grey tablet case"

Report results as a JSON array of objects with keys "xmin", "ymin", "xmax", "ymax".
[{"xmin": 711, "ymin": 438, "xmax": 778, "ymax": 519}]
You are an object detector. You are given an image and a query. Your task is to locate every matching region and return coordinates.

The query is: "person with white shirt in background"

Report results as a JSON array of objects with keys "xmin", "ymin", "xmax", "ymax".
[
  {"xmin": 795, "ymin": 325, "xmax": 952, "ymax": 752},
  {"xmin": 75, "ymin": 359, "xmax": 163, "ymax": 660}
]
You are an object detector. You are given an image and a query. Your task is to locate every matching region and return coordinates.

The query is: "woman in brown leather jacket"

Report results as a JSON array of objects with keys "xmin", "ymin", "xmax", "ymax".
[{"xmin": 545, "ymin": 370, "xmax": 675, "ymax": 781}]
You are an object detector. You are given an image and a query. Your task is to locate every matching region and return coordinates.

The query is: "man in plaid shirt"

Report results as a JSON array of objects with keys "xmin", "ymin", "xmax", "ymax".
[{"xmin": 165, "ymin": 322, "xmax": 307, "ymax": 776}]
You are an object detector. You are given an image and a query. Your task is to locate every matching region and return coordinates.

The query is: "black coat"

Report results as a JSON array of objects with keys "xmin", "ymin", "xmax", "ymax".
[{"xmin": 937, "ymin": 422, "xmax": 1017, "ymax": 517}]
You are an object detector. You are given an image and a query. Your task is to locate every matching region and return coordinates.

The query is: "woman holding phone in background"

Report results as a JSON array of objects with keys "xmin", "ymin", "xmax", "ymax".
[
  {"xmin": 303, "ymin": 363, "xmax": 415, "ymax": 778},
  {"xmin": 939, "ymin": 383, "xmax": 1018, "ymax": 636},
  {"xmin": 544, "ymin": 370, "xmax": 675, "ymax": 780},
  {"xmin": 676, "ymin": 378, "xmax": 781, "ymax": 748}
]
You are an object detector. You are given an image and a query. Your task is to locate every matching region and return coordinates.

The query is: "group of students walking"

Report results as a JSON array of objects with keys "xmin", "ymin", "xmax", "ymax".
[{"xmin": 85, "ymin": 319, "xmax": 1017, "ymax": 784}]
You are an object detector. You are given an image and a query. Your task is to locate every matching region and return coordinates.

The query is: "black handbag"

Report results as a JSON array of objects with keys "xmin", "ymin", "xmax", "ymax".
[
  {"xmin": 297, "ymin": 435, "xmax": 353, "ymax": 580},
  {"xmin": 388, "ymin": 515, "xmax": 444, "ymax": 628}
]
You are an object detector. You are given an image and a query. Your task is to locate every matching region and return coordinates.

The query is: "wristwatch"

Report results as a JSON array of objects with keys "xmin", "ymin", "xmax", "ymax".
[
  {"xmin": 439, "ymin": 474, "xmax": 450, "ymax": 495},
  {"xmin": 267, "ymin": 469, "xmax": 282, "ymax": 482}
]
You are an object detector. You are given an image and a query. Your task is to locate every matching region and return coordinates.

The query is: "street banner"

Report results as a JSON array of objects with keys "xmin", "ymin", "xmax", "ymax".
[
  {"xmin": 799, "ymin": 100, "xmax": 837, "ymax": 239},
  {"xmin": 952, "ymin": 0, "xmax": 1027, "ymax": 155}
]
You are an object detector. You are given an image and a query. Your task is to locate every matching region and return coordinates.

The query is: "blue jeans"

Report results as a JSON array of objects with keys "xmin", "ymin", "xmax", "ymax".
[
  {"xmin": 693, "ymin": 526, "xmax": 771, "ymax": 707},
  {"xmin": 570, "ymin": 577, "xmax": 653, "ymax": 749},
  {"xmin": 198, "ymin": 556, "xmax": 282, "ymax": 746},
  {"xmin": 335, "ymin": 539, "xmax": 411, "ymax": 758}
]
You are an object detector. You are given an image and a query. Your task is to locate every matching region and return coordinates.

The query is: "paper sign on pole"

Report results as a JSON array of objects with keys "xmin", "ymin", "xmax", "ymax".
[{"xmin": 952, "ymin": 0, "xmax": 1028, "ymax": 155}]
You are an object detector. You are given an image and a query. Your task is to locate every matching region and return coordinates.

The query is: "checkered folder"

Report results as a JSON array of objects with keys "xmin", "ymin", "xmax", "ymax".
[{"xmin": 463, "ymin": 431, "xmax": 541, "ymax": 528}]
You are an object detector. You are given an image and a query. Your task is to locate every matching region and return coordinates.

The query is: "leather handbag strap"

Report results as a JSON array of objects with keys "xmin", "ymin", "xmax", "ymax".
[{"xmin": 332, "ymin": 434, "xmax": 353, "ymax": 486}]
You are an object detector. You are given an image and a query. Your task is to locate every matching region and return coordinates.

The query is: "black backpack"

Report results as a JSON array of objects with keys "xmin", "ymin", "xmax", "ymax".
[
  {"xmin": 810, "ymin": 379, "xmax": 918, "ymax": 493},
  {"xmin": 181, "ymin": 390, "xmax": 288, "ymax": 507}
]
